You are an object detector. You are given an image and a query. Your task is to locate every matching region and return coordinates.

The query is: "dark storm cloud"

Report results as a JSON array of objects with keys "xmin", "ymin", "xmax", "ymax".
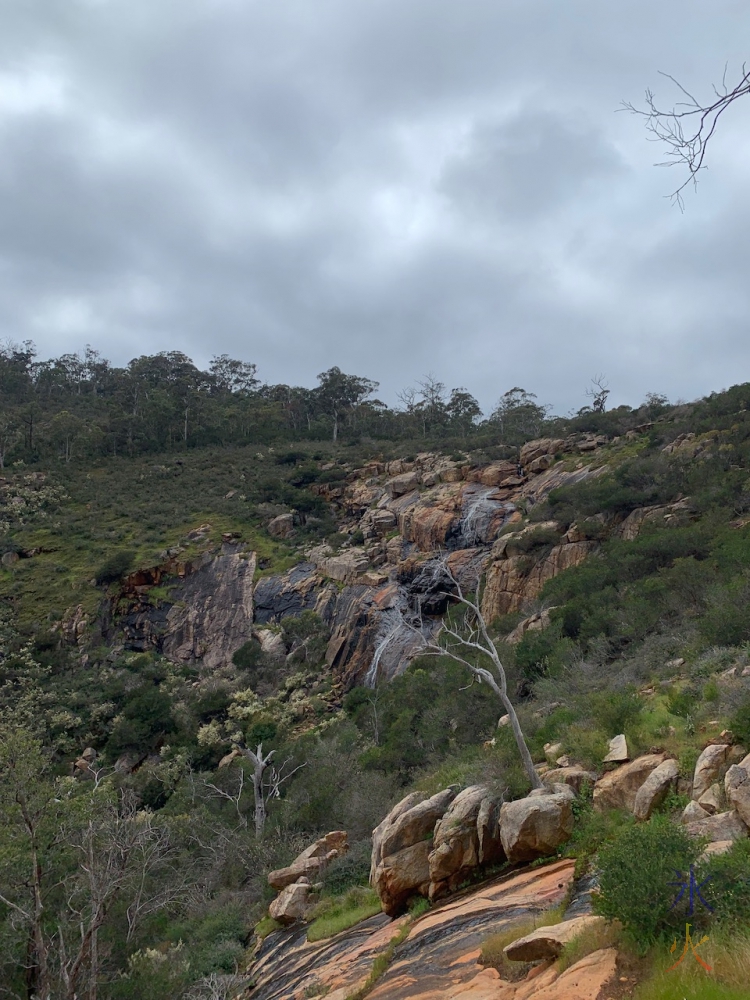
[{"xmin": 1, "ymin": 0, "xmax": 749, "ymax": 414}]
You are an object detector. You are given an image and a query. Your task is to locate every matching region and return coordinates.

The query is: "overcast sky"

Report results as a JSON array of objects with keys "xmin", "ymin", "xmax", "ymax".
[{"xmin": 1, "ymin": 0, "xmax": 749, "ymax": 415}]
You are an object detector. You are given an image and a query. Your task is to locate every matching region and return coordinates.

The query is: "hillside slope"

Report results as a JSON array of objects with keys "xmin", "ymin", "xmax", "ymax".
[{"xmin": 3, "ymin": 384, "xmax": 750, "ymax": 998}]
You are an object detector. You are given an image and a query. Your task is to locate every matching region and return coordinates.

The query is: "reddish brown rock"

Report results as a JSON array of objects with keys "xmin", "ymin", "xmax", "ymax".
[
  {"xmin": 481, "ymin": 539, "xmax": 596, "ymax": 619},
  {"xmin": 373, "ymin": 841, "xmax": 432, "ymax": 917}
]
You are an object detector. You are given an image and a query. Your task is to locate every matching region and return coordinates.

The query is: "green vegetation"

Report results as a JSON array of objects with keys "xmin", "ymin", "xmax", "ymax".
[
  {"xmin": 306, "ymin": 887, "xmax": 382, "ymax": 942},
  {"xmin": 5, "ymin": 343, "xmax": 750, "ymax": 996}
]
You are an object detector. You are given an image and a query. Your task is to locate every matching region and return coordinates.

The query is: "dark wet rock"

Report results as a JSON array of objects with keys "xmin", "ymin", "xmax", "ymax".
[{"xmin": 253, "ymin": 563, "xmax": 332, "ymax": 624}]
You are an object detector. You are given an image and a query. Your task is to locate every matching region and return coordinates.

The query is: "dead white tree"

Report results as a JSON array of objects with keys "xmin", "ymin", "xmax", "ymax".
[
  {"xmin": 584, "ymin": 374, "xmax": 610, "ymax": 414},
  {"xmin": 623, "ymin": 62, "xmax": 750, "ymax": 208},
  {"xmin": 384, "ymin": 560, "xmax": 543, "ymax": 790},
  {"xmin": 206, "ymin": 744, "xmax": 306, "ymax": 837}
]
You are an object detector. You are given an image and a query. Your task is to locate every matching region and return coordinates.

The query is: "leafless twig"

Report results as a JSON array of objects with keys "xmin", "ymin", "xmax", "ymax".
[{"xmin": 622, "ymin": 62, "xmax": 750, "ymax": 208}]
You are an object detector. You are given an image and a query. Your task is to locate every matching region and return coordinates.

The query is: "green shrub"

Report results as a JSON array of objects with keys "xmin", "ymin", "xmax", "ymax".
[
  {"xmin": 588, "ymin": 688, "xmax": 644, "ymax": 737},
  {"xmin": 94, "ymin": 549, "xmax": 135, "ymax": 585},
  {"xmin": 697, "ymin": 838, "xmax": 750, "ymax": 926},
  {"xmin": 232, "ymin": 638, "xmax": 266, "ymax": 670},
  {"xmin": 593, "ymin": 814, "xmax": 701, "ymax": 949},
  {"xmin": 729, "ymin": 694, "xmax": 750, "ymax": 746},
  {"xmin": 322, "ymin": 839, "xmax": 372, "ymax": 895}
]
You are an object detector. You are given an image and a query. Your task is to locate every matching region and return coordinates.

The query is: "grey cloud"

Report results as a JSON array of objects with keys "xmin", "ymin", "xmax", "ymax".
[
  {"xmin": 440, "ymin": 110, "xmax": 625, "ymax": 221},
  {"xmin": 1, "ymin": 0, "xmax": 750, "ymax": 415}
]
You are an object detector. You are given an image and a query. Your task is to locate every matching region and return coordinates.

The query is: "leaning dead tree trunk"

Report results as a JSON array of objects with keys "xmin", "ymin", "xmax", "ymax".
[{"xmin": 386, "ymin": 559, "xmax": 543, "ymax": 790}]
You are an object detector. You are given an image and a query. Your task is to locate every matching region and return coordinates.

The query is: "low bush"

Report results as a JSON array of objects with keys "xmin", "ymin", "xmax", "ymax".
[
  {"xmin": 94, "ymin": 549, "xmax": 135, "ymax": 585},
  {"xmin": 321, "ymin": 839, "xmax": 372, "ymax": 896},
  {"xmin": 593, "ymin": 815, "xmax": 700, "ymax": 950}
]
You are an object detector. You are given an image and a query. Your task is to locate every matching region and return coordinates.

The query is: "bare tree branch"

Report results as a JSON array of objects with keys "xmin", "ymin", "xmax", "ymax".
[
  {"xmin": 623, "ymin": 62, "xmax": 750, "ymax": 208},
  {"xmin": 382, "ymin": 558, "xmax": 543, "ymax": 789}
]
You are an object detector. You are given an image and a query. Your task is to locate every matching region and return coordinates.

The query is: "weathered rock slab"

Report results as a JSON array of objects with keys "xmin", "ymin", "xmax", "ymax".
[{"xmin": 503, "ymin": 915, "xmax": 606, "ymax": 962}]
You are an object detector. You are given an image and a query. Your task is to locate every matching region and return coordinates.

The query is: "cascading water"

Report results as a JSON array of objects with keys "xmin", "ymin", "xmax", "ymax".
[
  {"xmin": 364, "ymin": 596, "xmax": 437, "ymax": 688},
  {"xmin": 458, "ymin": 486, "xmax": 513, "ymax": 547},
  {"xmin": 365, "ymin": 608, "xmax": 406, "ymax": 688}
]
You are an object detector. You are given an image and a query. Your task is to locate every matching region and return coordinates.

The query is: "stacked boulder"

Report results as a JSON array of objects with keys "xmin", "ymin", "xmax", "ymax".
[
  {"xmin": 267, "ymin": 831, "xmax": 348, "ymax": 925},
  {"xmin": 371, "ymin": 783, "xmax": 576, "ymax": 916},
  {"xmin": 680, "ymin": 743, "xmax": 750, "ymax": 845}
]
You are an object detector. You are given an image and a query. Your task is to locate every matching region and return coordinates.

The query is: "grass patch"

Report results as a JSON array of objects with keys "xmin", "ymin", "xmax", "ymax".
[
  {"xmin": 557, "ymin": 919, "xmax": 622, "ymax": 971},
  {"xmin": 254, "ymin": 916, "xmax": 282, "ymax": 940},
  {"xmin": 306, "ymin": 887, "xmax": 382, "ymax": 943},
  {"xmin": 633, "ymin": 930, "xmax": 750, "ymax": 1000}
]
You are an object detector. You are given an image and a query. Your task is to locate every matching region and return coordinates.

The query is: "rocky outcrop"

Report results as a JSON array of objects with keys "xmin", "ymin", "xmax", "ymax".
[
  {"xmin": 116, "ymin": 543, "xmax": 257, "ymax": 669},
  {"xmin": 693, "ymin": 744, "xmax": 732, "ymax": 800},
  {"xmin": 481, "ymin": 533, "xmax": 596, "ymax": 619},
  {"xmin": 499, "ymin": 787, "xmax": 575, "ymax": 862},
  {"xmin": 309, "ymin": 545, "xmax": 371, "ymax": 584},
  {"xmin": 371, "ymin": 788, "xmax": 457, "ymax": 915},
  {"xmin": 427, "ymin": 786, "xmax": 505, "ymax": 899},
  {"xmin": 541, "ymin": 767, "xmax": 597, "ymax": 795},
  {"xmin": 683, "ymin": 810, "xmax": 748, "ymax": 842},
  {"xmin": 592, "ymin": 753, "xmax": 667, "ymax": 813},
  {"xmin": 372, "ymin": 841, "xmax": 433, "ymax": 918},
  {"xmin": 325, "ymin": 582, "xmax": 435, "ymax": 688},
  {"xmin": 503, "ymin": 915, "xmax": 606, "ymax": 962},
  {"xmin": 253, "ymin": 563, "xmax": 335, "ymax": 624},
  {"xmin": 160, "ymin": 545, "xmax": 257, "ymax": 669},
  {"xmin": 268, "ymin": 831, "xmax": 348, "ymax": 891}
]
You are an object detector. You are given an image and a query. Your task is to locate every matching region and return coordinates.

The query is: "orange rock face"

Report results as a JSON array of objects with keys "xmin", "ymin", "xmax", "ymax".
[
  {"xmin": 249, "ymin": 860, "xmax": 576, "ymax": 1000},
  {"xmin": 481, "ymin": 540, "xmax": 596, "ymax": 619}
]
